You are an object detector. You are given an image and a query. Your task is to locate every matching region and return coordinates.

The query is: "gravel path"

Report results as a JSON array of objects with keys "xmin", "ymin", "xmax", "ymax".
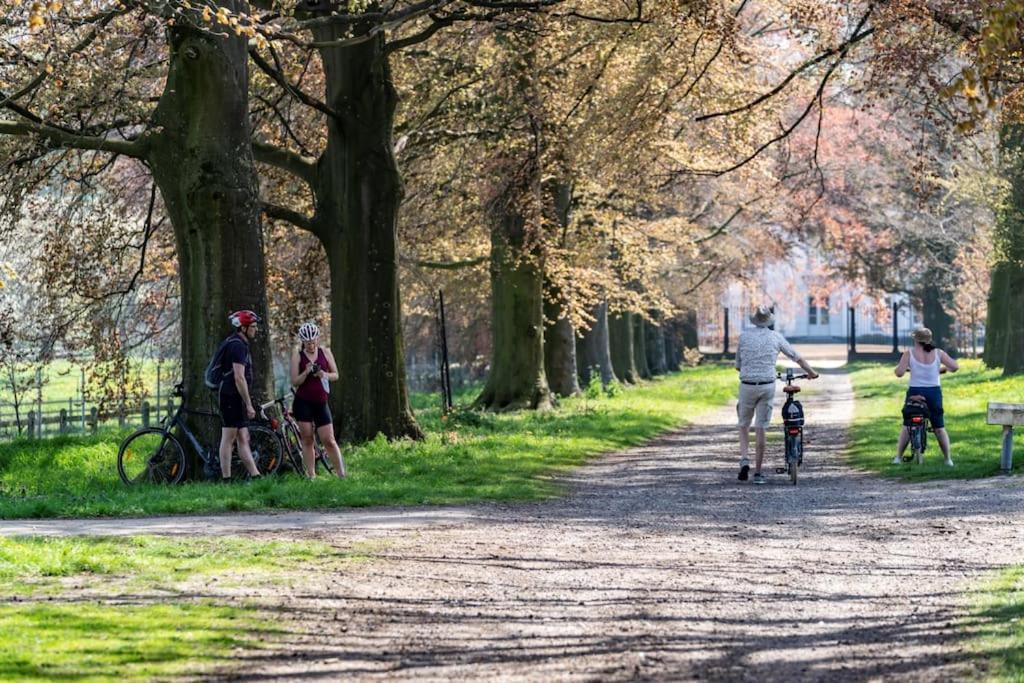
[{"xmin": 5, "ymin": 366, "xmax": 1023, "ymax": 681}]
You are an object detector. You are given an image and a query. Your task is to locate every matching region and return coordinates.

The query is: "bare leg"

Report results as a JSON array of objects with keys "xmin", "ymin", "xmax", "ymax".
[
  {"xmin": 738, "ymin": 426, "xmax": 750, "ymax": 465},
  {"xmin": 893, "ymin": 426, "xmax": 909, "ymax": 463},
  {"xmin": 298, "ymin": 421, "xmax": 317, "ymax": 478},
  {"xmin": 219, "ymin": 428, "xmax": 237, "ymax": 478},
  {"xmin": 934, "ymin": 428, "xmax": 953, "ymax": 464},
  {"xmin": 317, "ymin": 423, "xmax": 346, "ymax": 478},
  {"xmin": 754, "ymin": 427, "xmax": 767, "ymax": 473},
  {"xmin": 235, "ymin": 428, "xmax": 260, "ymax": 477}
]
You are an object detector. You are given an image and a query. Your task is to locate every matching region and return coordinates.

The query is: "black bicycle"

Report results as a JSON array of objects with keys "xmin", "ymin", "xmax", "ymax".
[
  {"xmin": 902, "ymin": 395, "xmax": 930, "ymax": 464},
  {"xmin": 117, "ymin": 383, "xmax": 284, "ymax": 485},
  {"xmin": 259, "ymin": 393, "xmax": 342, "ymax": 477},
  {"xmin": 777, "ymin": 369, "xmax": 808, "ymax": 485}
]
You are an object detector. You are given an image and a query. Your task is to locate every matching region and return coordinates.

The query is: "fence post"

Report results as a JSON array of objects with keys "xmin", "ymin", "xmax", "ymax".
[
  {"xmin": 27, "ymin": 411, "xmax": 36, "ymax": 439},
  {"xmin": 35, "ymin": 368, "xmax": 42, "ymax": 438},
  {"xmin": 59, "ymin": 409, "xmax": 69, "ymax": 434},
  {"xmin": 142, "ymin": 401, "xmax": 151, "ymax": 428},
  {"xmin": 723, "ymin": 307, "xmax": 730, "ymax": 355},
  {"xmin": 156, "ymin": 363, "xmax": 162, "ymax": 423},
  {"xmin": 89, "ymin": 407, "xmax": 98, "ymax": 434},
  {"xmin": 166, "ymin": 398, "xmax": 174, "ymax": 419},
  {"xmin": 80, "ymin": 368, "xmax": 87, "ymax": 432}
]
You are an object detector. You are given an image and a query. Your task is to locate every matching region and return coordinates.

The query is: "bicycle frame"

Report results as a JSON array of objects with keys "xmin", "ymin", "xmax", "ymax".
[{"xmin": 777, "ymin": 369, "xmax": 808, "ymax": 484}]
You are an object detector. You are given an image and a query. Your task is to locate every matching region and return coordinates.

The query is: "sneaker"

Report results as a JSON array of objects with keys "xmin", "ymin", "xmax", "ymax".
[
  {"xmin": 738, "ymin": 464, "xmax": 750, "ymax": 481},
  {"xmin": 753, "ymin": 472, "xmax": 766, "ymax": 485},
  {"xmin": 891, "ymin": 455, "xmax": 903, "ymax": 465},
  {"xmin": 944, "ymin": 457, "xmax": 955, "ymax": 467}
]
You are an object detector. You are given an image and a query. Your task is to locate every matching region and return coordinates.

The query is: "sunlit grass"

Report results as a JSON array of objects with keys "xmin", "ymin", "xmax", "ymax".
[
  {"xmin": 969, "ymin": 566, "xmax": 1024, "ymax": 681},
  {"xmin": 846, "ymin": 360, "xmax": 1024, "ymax": 481},
  {"xmin": 0, "ymin": 365, "xmax": 737, "ymax": 518}
]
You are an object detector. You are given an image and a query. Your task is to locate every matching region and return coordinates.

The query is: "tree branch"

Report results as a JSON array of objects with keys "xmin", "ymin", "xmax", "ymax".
[
  {"xmin": 262, "ymin": 202, "xmax": 317, "ymax": 235},
  {"xmin": 401, "ymin": 255, "xmax": 488, "ymax": 269},
  {"xmin": 252, "ymin": 139, "xmax": 318, "ymax": 184},
  {"xmin": 249, "ymin": 45, "xmax": 339, "ymax": 119},
  {"xmin": 0, "ymin": 120, "xmax": 148, "ymax": 159}
]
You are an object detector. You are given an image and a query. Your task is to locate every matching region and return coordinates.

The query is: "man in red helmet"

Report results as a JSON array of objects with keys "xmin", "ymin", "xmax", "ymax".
[{"xmin": 218, "ymin": 310, "xmax": 262, "ymax": 480}]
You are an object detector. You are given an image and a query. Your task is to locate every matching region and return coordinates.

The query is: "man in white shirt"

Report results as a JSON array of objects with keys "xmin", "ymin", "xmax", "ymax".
[{"xmin": 735, "ymin": 305, "xmax": 818, "ymax": 484}]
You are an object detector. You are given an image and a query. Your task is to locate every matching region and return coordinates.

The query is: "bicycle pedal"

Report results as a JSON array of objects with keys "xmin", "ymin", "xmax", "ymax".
[{"xmin": 775, "ymin": 467, "xmax": 787, "ymax": 474}]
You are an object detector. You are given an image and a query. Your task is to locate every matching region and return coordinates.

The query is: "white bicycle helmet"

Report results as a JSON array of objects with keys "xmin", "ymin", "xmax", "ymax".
[{"xmin": 297, "ymin": 321, "xmax": 321, "ymax": 342}]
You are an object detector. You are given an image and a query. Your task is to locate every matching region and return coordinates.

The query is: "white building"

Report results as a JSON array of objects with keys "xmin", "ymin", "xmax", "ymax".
[{"xmin": 698, "ymin": 245, "xmax": 922, "ymax": 351}]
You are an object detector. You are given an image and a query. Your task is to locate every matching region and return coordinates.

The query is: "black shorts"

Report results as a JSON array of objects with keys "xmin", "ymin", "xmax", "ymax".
[
  {"xmin": 292, "ymin": 396, "xmax": 332, "ymax": 429},
  {"xmin": 219, "ymin": 391, "xmax": 248, "ymax": 429}
]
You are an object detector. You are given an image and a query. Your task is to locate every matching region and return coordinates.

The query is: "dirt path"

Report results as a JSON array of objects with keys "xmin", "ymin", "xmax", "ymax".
[{"xmin": 5, "ymin": 366, "xmax": 1023, "ymax": 681}]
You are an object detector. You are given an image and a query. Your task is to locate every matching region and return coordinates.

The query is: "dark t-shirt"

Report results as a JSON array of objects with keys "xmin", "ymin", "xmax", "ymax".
[{"xmin": 219, "ymin": 334, "xmax": 252, "ymax": 397}]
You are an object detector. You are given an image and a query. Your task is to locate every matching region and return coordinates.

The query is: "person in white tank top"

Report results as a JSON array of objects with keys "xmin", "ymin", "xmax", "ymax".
[{"xmin": 893, "ymin": 327, "xmax": 959, "ymax": 466}]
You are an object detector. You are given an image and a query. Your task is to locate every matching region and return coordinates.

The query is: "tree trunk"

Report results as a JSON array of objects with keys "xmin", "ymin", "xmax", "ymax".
[
  {"xmin": 544, "ymin": 293, "xmax": 580, "ymax": 397},
  {"xmin": 984, "ymin": 263, "xmax": 1010, "ymax": 368},
  {"xmin": 920, "ymin": 282, "xmax": 957, "ymax": 356},
  {"xmin": 312, "ymin": 28, "xmax": 422, "ymax": 441},
  {"xmin": 609, "ymin": 312, "xmax": 638, "ymax": 384},
  {"xmin": 476, "ymin": 207, "xmax": 553, "ymax": 410},
  {"xmin": 576, "ymin": 302, "xmax": 615, "ymax": 387},
  {"xmin": 645, "ymin": 315, "xmax": 668, "ymax": 375},
  {"xmin": 633, "ymin": 315, "xmax": 651, "ymax": 379},
  {"xmin": 148, "ymin": 7, "xmax": 271, "ymax": 449},
  {"xmin": 991, "ymin": 121, "xmax": 1024, "ymax": 375}
]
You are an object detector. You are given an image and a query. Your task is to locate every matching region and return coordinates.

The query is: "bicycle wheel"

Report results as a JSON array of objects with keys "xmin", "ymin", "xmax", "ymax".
[
  {"xmin": 282, "ymin": 422, "xmax": 304, "ymax": 473},
  {"xmin": 240, "ymin": 425, "xmax": 284, "ymax": 476},
  {"xmin": 786, "ymin": 437, "xmax": 798, "ymax": 485},
  {"xmin": 314, "ymin": 437, "xmax": 341, "ymax": 477},
  {"xmin": 118, "ymin": 429, "xmax": 187, "ymax": 485}
]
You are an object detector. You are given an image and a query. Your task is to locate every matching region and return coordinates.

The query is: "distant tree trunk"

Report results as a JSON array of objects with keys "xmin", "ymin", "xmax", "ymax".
[
  {"xmin": 576, "ymin": 302, "xmax": 615, "ymax": 387},
  {"xmin": 984, "ymin": 264, "xmax": 1010, "ymax": 368},
  {"xmin": 920, "ymin": 282, "xmax": 957, "ymax": 356},
  {"xmin": 476, "ymin": 204, "xmax": 553, "ymax": 410},
  {"xmin": 544, "ymin": 292, "xmax": 580, "ymax": 397},
  {"xmin": 609, "ymin": 312, "xmax": 639, "ymax": 383},
  {"xmin": 632, "ymin": 315, "xmax": 651, "ymax": 379},
  {"xmin": 1003, "ymin": 267, "xmax": 1024, "ymax": 375},
  {"xmin": 645, "ymin": 315, "xmax": 668, "ymax": 375},
  {"xmin": 311, "ymin": 27, "xmax": 422, "ymax": 441},
  {"xmin": 680, "ymin": 309, "xmax": 699, "ymax": 349},
  {"xmin": 148, "ymin": 8, "xmax": 271, "ymax": 450},
  {"xmin": 542, "ymin": 181, "xmax": 579, "ymax": 397}
]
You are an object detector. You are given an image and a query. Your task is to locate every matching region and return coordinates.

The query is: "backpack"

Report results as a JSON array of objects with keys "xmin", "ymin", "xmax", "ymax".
[{"xmin": 203, "ymin": 337, "xmax": 238, "ymax": 390}]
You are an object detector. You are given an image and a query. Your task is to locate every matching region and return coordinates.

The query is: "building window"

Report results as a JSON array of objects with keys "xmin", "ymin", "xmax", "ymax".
[{"xmin": 808, "ymin": 297, "xmax": 830, "ymax": 326}]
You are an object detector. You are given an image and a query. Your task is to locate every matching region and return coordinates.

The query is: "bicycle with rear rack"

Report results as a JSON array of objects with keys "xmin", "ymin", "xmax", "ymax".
[
  {"xmin": 776, "ymin": 369, "xmax": 808, "ymax": 485},
  {"xmin": 259, "ymin": 393, "xmax": 344, "ymax": 478},
  {"xmin": 117, "ymin": 383, "xmax": 283, "ymax": 485},
  {"xmin": 901, "ymin": 395, "xmax": 930, "ymax": 465}
]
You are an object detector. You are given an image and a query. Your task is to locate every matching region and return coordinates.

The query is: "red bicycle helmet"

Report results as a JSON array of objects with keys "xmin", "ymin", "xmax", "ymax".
[{"xmin": 229, "ymin": 310, "xmax": 262, "ymax": 328}]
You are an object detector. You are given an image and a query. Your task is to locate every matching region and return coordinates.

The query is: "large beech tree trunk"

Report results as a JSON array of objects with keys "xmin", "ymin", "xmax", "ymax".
[
  {"xmin": 609, "ymin": 312, "xmax": 639, "ymax": 384},
  {"xmin": 645, "ymin": 316, "xmax": 668, "ymax": 375},
  {"xmin": 576, "ymin": 302, "xmax": 615, "ymax": 387},
  {"xmin": 148, "ymin": 9, "xmax": 271, "ymax": 447},
  {"xmin": 544, "ymin": 293, "xmax": 580, "ymax": 397},
  {"xmin": 633, "ymin": 315, "xmax": 651, "ymax": 379},
  {"xmin": 987, "ymin": 121, "xmax": 1024, "ymax": 375},
  {"xmin": 312, "ymin": 28, "xmax": 422, "ymax": 441},
  {"xmin": 920, "ymin": 281, "xmax": 957, "ymax": 356},
  {"xmin": 476, "ymin": 206, "xmax": 554, "ymax": 410}
]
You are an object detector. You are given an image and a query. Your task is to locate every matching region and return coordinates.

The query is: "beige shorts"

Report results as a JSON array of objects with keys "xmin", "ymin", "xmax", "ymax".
[{"xmin": 737, "ymin": 382, "xmax": 776, "ymax": 429}]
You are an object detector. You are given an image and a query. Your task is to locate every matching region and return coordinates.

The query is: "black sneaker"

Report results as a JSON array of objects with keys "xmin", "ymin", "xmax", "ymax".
[
  {"xmin": 738, "ymin": 464, "xmax": 750, "ymax": 481},
  {"xmin": 753, "ymin": 472, "xmax": 766, "ymax": 485}
]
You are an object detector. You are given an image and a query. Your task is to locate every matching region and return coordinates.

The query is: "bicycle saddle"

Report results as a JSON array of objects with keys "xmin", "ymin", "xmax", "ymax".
[{"xmin": 783, "ymin": 385, "xmax": 801, "ymax": 393}]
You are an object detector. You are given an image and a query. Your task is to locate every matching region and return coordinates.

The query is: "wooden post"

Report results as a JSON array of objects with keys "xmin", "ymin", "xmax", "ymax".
[
  {"xmin": 849, "ymin": 307, "xmax": 858, "ymax": 355},
  {"xmin": 892, "ymin": 300, "xmax": 899, "ymax": 354},
  {"xmin": 35, "ymin": 368, "xmax": 42, "ymax": 438},
  {"xmin": 142, "ymin": 401, "xmax": 151, "ymax": 428},
  {"xmin": 89, "ymin": 407, "xmax": 98, "ymax": 434},
  {"xmin": 27, "ymin": 410, "xmax": 36, "ymax": 439},
  {"xmin": 156, "ymin": 363, "xmax": 162, "ymax": 423},
  {"xmin": 166, "ymin": 398, "xmax": 174, "ymax": 419},
  {"xmin": 59, "ymin": 409, "xmax": 69, "ymax": 434},
  {"xmin": 80, "ymin": 368, "xmax": 86, "ymax": 432}
]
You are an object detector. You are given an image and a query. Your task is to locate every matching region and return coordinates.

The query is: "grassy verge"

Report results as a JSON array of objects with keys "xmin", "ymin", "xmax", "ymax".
[
  {"xmin": 847, "ymin": 360, "xmax": 1024, "ymax": 481},
  {"xmin": 969, "ymin": 566, "xmax": 1024, "ymax": 681},
  {"xmin": 0, "ymin": 364, "xmax": 736, "ymax": 518},
  {"xmin": 0, "ymin": 535, "xmax": 354, "ymax": 681}
]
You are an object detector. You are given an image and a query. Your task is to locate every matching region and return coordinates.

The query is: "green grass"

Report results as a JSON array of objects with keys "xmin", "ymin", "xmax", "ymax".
[
  {"xmin": 0, "ymin": 364, "xmax": 736, "ymax": 518},
  {"xmin": 0, "ymin": 535, "xmax": 353, "ymax": 682},
  {"xmin": 847, "ymin": 360, "xmax": 1024, "ymax": 481},
  {"xmin": 969, "ymin": 566, "xmax": 1024, "ymax": 681}
]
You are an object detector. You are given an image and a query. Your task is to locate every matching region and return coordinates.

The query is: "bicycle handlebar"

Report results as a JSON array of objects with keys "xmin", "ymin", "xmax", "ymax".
[{"xmin": 777, "ymin": 372, "xmax": 809, "ymax": 381}]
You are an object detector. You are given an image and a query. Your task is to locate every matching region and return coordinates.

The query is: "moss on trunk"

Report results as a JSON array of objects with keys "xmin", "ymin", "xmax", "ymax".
[
  {"xmin": 576, "ymin": 302, "xmax": 615, "ymax": 387},
  {"xmin": 609, "ymin": 312, "xmax": 638, "ymax": 384}
]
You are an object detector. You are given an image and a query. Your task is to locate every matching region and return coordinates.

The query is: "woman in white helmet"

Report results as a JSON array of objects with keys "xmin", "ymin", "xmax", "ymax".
[{"xmin": 289, "ymin": 321, "xmax": 346, "ymax": 478}]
